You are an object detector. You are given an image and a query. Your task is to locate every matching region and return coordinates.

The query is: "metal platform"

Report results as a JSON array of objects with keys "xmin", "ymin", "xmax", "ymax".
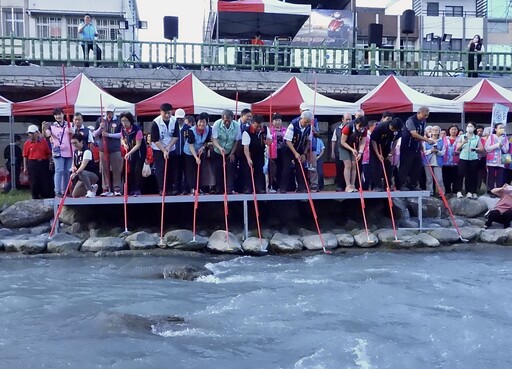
[{"xmin": 52, "ymin": 190, "xmax": 430, "ymax": 237}]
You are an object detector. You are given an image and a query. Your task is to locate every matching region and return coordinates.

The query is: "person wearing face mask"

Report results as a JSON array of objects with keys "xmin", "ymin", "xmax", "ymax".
[
  {"xmin": 442, "ymin": 125, "xmax": 462, "ymax": 196},
  {"xmin": 184, "ymin": 113, "xmax": 211, "ymax": 196},
  {"xmin": 268, "ymin": 113, "xmax": 286, "ymax": 193},
  {"xmin": 485, "ymin": 123, "xmax": 509, "ymax": 193},
  {"xmin": 422, "ymin": 125, "xmax": 446, "ymax": 197},
  {"xmin": 456, "ymin": 122, "xmax": 484, "ymax": 199}
]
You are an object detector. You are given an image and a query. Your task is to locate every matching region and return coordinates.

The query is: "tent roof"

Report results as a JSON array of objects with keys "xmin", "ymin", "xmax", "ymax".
[
  {"xmin": 214, "ymin": 0, "xmax": 310, "ymax": 40},
  {"xmin": 0, "ymin": 95, "xmax": 11, "ymax": 116},
  {"xmin": 12, "ymin": 73, "xmax": 134, "ymax": 116},
  {"xmin": 354, "ymin": 75, "xmax": 461, "ymax": 114},
  {"xmin": 135, "ymin": 73, "xmax": 250, "ymax": 116},
  {"xmin": 251, "ymin": 76, "xmax": 356, "ymax": 116},
  {"xmin": 454, "ymin": 79, "xmax": 512, "ymax": 113}
]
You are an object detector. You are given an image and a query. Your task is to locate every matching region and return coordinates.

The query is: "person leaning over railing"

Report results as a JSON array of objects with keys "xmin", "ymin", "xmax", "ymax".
[
  {"xmin": 78, "ymin": 13, "xmax": 102, "ymax": 67},
  {"xmin": 467, "ymin": 34, "xmax": 484, "ymax": 78}
]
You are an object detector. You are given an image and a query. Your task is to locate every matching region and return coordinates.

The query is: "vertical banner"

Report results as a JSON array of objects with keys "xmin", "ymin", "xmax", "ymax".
[{"xmin": 491, "ymin": 103, "xmax": 509, "ymax": 131}]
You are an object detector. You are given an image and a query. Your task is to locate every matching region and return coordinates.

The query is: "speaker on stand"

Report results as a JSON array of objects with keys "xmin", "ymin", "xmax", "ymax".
[
  {"xmin": 400, "ymin": 9, "xmax": 416, "ymax": 75},
  {"xmin": 162, "ymin": 16, "xmax": 179, "ymax": 67},
  {"xmin": 368, "ymin": 23, "xmax": 383, "ymax": 47}
]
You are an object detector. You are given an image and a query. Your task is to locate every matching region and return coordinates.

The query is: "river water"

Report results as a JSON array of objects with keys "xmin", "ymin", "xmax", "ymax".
[{"xmin": 1, "ymin": 249, "xmax": 512, "ymax": 369}]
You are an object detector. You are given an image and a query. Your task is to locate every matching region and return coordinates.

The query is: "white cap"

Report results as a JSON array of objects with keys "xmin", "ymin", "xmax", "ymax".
[
  {"xmin": 27, "ymin": 124, "xmax": 39, "ymax": 133},
  {"xmin": 299, "ymin": 102, "xmax": 309, "ymax": 111},
  {"xmin": 175, "ymin": 108, "xmax": 186, "ymax": 118},
  {"xmin": 106, "ymin": 104, "xmax": 116, "ymax": 112},
  {"xmin": 87, "ymin": 125, "xmax": 95, "ymax": 130}
]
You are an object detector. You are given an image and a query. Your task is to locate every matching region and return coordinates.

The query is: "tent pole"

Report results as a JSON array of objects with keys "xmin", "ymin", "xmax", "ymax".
[
  {"xmin": 9, "ymin": 114, "xmax": 15, "ymax": 190},
  {"xmin": 461, "ymin": 112, "xmax": 465, "ymax": 130}
]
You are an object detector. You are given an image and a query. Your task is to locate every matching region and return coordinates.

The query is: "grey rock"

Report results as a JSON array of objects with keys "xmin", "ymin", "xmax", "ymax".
[
  {"xmin": 242, "ymin": 237, "xmax": 269, "ymax": 254},
  {"xmin": 47, "ymin": 233, "xmax": 82, "ymax": 253},
  {"xmin": 391, "ymin": 197, "xmax": 408, "ymax": 220},
  {"xmin": 301, "ymin": 233, "xmax": 338, "ymax": 251},
  {"xmin": 125, "ymin": 231, "xmax": 159, "ymax": 250},
  {"xmin": 466, "ymin": 218, "xmax": 486, "ymax": 228},
  {"xmin": 399, "ymin": 219, "xmax": 420, "ymax": 228},
  {"xmin": 336, "ymin": 233, "xmax": 355, "ymax": 247},
  {"xmin": 207, "ymin": 230, "xmax": 243, "ymax": 253},
  {"xmin": 353, "ymin": 231, "xmax": 379, "ymax": 247},
  {"xmin": 165, "ymin": 229, "xmax": 208, "ymax": 251},
  {"xmin": 415, "ymin": 233, "xmax": 441, "ymax": 247},
  {"xmin": 448, "ymin": 197, "xmax": 488, "ymax": 218},
  {"xmin": 376, "ymin": 229, "xmax": 416, "ymax": 246},
  {"xmin": 3, "ymin": 236, "xmax": 47, "ymax": 254},
  {"xmin": 269, "ymin": 233, "xmax": 303, "ymax": 253},
  {"xmin": 478, "ymin": 195, "xmax": 499, "ymax": 211},
  {"xmin": 62, "ymin": 222, "xmax": 81, "ymax": 236},
  {"xmin": 31, "ymin": 224, "xmax": 51, "ymax": 235},
  {"xmin": 89, "ymin": 229, "xmax": 98, "ymax": 238},
  {"xmin": 430, "ymin": 218, "xmax": 451, "ymax": 228},
  {"xmin": 428, "ymin": 229, "xmax": 461, "ymax": 244},
  {"xmin": 108, "ymin": 227, "xmax": 123, "ymax": 237},
  {"xmin": 479, "ymin": 229, "xmax": 509, "ymax": 244},
  {"xmin": 407, "ymin": 196, "xmax": 444, "ymax": 218},
  {"xmin": 298, "ymin": 228, "xmax": 316, "ymax": 237},
  {"xmin": 58, "ymin": 206, "xmax": 94, "ymax": 225},
  {"xmin": 0, "ymin": 228, "xmax": 14, "ymax": 238},
  {"xmin": 459, "ymin": 227, "xmax": 481, "ymax": 241},
  {"xmin": 162, "ymin": 265, "xmax": 213, "ymax": 281},
  {"xmin": 80, "ymin": 237, "xmax": 126, "ymax": 252},
  {"xmin": 0, "ymin": 200, "xmax": 53, "ymax": 228}
]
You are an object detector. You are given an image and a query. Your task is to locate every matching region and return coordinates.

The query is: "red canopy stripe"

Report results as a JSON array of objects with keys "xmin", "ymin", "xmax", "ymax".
[
  {"xmin": 464, "ymin": 80, "xmax": 512, "ymax": 112},
  {"xmin": 218, "ymin": 0, "xmax": 265, "ymax": 12},
  {"xmin": 252, "ymin": 77, "xmax": 304, "ymax": 115},
  {"xmin": 360, "ymin": 76, "xmax": 412, "ymax": 114}
]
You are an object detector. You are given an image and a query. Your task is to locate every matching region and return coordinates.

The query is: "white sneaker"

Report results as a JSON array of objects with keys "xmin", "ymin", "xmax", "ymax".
[
  {"xmin": 456, "ymin": 191, "xmax": 463, "ymax": 199},
  {"xmin": 466, "ymin": 192, "xmax": 473, "ymax": 198},
  {"xmin": 269, "ymin": 188, "xmax": 277, "ymax": 193},
  {"xmin": 100, "ymin": 191, "xmax": 113, "ymax": 197},
  {"xmin": 91, "ymin": 184, "xmax": 98, "ymax": 193},
  {"xmin": 472, "ymin": 193, "xmax": 478, "ymax": 199},
  {"xmin": 85, "ymin": 190, "xmax": 96, "ymax": 198}
]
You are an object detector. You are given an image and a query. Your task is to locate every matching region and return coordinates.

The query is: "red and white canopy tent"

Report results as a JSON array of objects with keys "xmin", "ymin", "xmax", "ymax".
[
  {"xmin": 0, "ymin": 95, "xmax": 11, "ymax": 117},
  {"xmin": 214, "ymin": 0, "xmax": 311, "ymax": 40},
  {"xmin": 135, "ymin": 72, "xmax": 250, "ymax": 116},
  {"xmin": 251, "ymin": 76, "xmax": 356, "ymax": 116},
  {"xmin": 12, "ymin": 73, "xmax": 134, "ymax": 116},
  {"xmin": 453, "ymin": 79, "xmax": 512, "ymax": 112},
  {"xmin": 353, "ymin": 75, "xmax": 461, "ymax": 114}
]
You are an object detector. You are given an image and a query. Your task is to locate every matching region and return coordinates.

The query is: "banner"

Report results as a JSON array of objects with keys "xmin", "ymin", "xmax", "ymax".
[
  {"xmin": 491, "ymin": 103, "xmax": 509, "ymax": 130},
  {"xmin": 292, "ymin": 9, "xmax": 353, "ymax": 47}
]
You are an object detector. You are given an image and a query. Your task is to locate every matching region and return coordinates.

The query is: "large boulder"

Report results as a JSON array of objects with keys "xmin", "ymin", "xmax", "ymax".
[
  {"xmin": 207, "ymin": 231, "xmax": 243, "ymax": 253},
  {"xmin": 336, "ymin": 233, "xmax": 355, "ymax": 247},
  {"xmin": 415, "ymin": 233, "xmax": 441, "ymax": 247},
  {"xmin": 0, "ymin": 200, "xmax": 53, "ymax": 228},
  {"xmin": 406, "ymin": 196, "xmax": 444, "ymax": 218},
  {"xmin": 242, "ymin": 237, "xmax": 269, "ymax": 255},
  {"xmin": 301, "ymin": 233, "xmax": 338, "ymax": 251},
  {"xmin": 428, "ymin": 229, "xmax": 461, "ymax": 244},
  {"xmin": 269, "ymin": 233, "xmax": 303, "ymax": 253},
  {"xmin": 162, "ymin": 264, "xmax": 213, "ymax": 281},
  {"xmin": 47, "ymin": 233, "xmax": 82, "ymax": 253},
  {"xmin": 479, "ymin": 229, "xmax": 509, "ymax": 244},
  {"xmin": 125, "ymin": 231, "xmax": 159, "ymax": 250},
  {"xmin": 478, "ymin": 195, "xmax": 499, "ymax": 211},
  {"xmin": 376, "ymin": 229, "xmax": 416, "ymax": 246},
  {"xmin": 164, "ymin": 229, "xmax": 208, "ymax": 251},
  {"xmin": 3, "ymin": 235, "xmax": 47, "ymax": 254},
  {"xmin": 448, "ymin": 198, "xmax": 488, "ymax": 218},
  {"xmin": 81, "ymin": 237, "xmax": 126, "ymax": 252},
  {"xmin": 353, "ymin": 231, "xmax": 379, "ymax": 247},
  {"xmin": 390, "ymin": 198, "xmax": 408, "ymax": 220},
  {"xmin": 58, "ymin": 205, "xmax": 95, "ymax": 225}
]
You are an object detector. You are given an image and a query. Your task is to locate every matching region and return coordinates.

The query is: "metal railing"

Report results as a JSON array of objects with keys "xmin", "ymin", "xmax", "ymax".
[{"xmin": 1, "ymin": 35, "xmax": 511, "ymax": 78}]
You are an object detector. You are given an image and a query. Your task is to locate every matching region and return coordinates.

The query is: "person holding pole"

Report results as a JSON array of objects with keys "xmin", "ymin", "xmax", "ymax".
[
  {"xmin": 242, "ymin": 114, "xmax": 272, "ymax": 194},
  {"xmin": 212, "ymin": 109, "xmax": 240, "ymax": 195}
]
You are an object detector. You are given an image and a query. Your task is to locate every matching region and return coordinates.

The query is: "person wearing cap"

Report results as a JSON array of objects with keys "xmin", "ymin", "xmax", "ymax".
[
  {"xmin": 23, "ymin": 125, "xmax": 53, "ymax": 199},
  {"xmin": 72, "ymin": 112, "xmax": 94, "ymax": 150},
  {"xmin": 78, "ymin": 13, "xmax": 101, "ymax": 67},
  {"xmin": 94, "ymin": 104, "xmax": 123, "ymax": 196},
  {"xmin": 173, "ymin": 108, "xmax": 190, "ymax": 195},
  {"xmin": 150, "ymin": 103, "xmax": 179, "ymax": 195},
  {"xmin": 242, "ymin": 114, "xmax": 272, "ymax": 194},
  {"xmin": 3, "ymin": 134, "xmax": 22, "ymax": 192},
  {"xmin": 45, "ymin": 107, "xmax": 73, "ymax": 197}
]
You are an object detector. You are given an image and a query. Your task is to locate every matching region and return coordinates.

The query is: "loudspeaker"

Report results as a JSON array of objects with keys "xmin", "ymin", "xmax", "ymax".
[
  {"xmin": 401, "ymin": 9, "xmax": 416, "ymax": 34},
  {"xmin": 163, "ymin": 16, "xmax": 179, "ymax": 40},
  {"xmin": 368, "ymin": 23, "xmax": 383, "ymax": 47}
]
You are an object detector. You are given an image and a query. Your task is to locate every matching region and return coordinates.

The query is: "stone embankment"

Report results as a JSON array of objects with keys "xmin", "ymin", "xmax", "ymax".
[{"xmin": 0, "ymin": 196, "xmax": 510, "ymax": 259}]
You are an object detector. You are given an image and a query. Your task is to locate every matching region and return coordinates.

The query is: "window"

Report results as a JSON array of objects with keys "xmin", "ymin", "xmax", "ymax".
[
  {"xmin": 426, "ymin": 2, "xmax": 439, "ymax": 16},
  {"xmin": 37, "ymin": 16, "xmax": 62, "ymax": 38},
  {"xmin": 445, "ymin": 6, "xmax": 463, "ymax": 17},
  {"xmin": 2, "ymin": 7, "xmax": 24, "ymax": 37},
  {"xmin": 96, "ymin": 18, "xmax": 119, "ymax": 41},
  {"xmin": 67, "ymin": 18, "xmax": 80, "ymax": 39}
]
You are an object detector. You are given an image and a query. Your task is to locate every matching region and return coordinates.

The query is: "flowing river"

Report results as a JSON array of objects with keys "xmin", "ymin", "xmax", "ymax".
[{"xmin": 1, "ymin": 248, "xmax": 511, "ymax": 369}]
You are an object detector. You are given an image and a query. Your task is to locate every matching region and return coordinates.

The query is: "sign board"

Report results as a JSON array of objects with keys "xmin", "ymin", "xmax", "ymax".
[
  {"xmin": 292, "ymin": 9, "xmax": 353, "ymax": 47},
  {"xmin": 491, "ymin": 103, "xmax": 509, "ymax": 130}
]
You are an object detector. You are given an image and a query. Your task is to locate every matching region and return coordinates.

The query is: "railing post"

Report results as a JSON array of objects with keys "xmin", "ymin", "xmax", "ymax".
[
  {"xmin": 10, "ymin": 33, "xmax": 15, "ymax": 66},
  {"xmin": 370, "ymin": 43, "xmax": 376, "ymax": 75},
  {"xmin": 39, "ymin": 37, "xmax": 44, "ymax": 66},
  {"xmin": 172, "ymin": 38, "xmax": 177, "ymax": 69},
  {"xmin": 117, "ymin": 35, "xmax": 123, "ymax": 68},
  {"xmin": 66, "ymin": 37, "xmax": 71, "ymax": 67}
]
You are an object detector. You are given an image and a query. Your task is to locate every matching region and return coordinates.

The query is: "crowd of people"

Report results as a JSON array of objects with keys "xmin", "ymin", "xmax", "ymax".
[{"xmin": 13, "ymin": 103, "xmax": 512, "ymax": 205}]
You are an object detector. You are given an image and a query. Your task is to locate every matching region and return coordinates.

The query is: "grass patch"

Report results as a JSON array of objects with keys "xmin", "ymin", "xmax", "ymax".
[{"xmin": 0, "ymin": 189, "xmax": 32, "ymax": 207}]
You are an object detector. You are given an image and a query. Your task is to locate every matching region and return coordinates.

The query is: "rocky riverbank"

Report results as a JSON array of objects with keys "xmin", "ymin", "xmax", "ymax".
[{"xmin": 0, "ymin": 196, "xmax": 510, "ymax": 261}]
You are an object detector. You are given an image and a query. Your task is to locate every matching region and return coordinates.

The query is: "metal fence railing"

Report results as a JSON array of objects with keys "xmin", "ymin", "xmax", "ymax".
[{"xmin": 1, "ymin": 35, "xmax": 511, "ymax": 78}]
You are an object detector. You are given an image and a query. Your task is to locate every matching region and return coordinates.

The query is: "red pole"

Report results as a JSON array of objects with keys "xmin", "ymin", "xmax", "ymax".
[
  {"xmin": 159, "ymin": 157, "xmax": 168, "ymax": 246},
  {"xmin": 222, "ymin": 152, "xmax": 230, "ymax": 244},
  {"xmin": 192, "ymin": 158, "xmax": 201, "ymax": 241},
  {"xmin": 49, "ymin": 177, "xmax": 73, "ymax": 237},
  {"xmin": 354, "ymin": 144, "xmax": 373, "ymax": 243},
  {"xmin": 61, "ymin": 65, "xmax": 73, "ymax": 195},
  {"xmin": 123, "ymin": 157, "xmax": 128, "ymax": 232},
  {"xmin": 378, "ymin": 145, "xmax": 400, "ymax": 242},
  {"xmin": 250, "ymin": 165, "xmax": 263, "ymax": 247},
  {"xmin": 99, "ymin": 95, "xmax": 111, "ymax": 191}
]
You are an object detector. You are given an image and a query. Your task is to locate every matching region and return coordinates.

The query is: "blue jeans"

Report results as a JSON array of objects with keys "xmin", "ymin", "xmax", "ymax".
[{"xmin": 53, "ymin": 156, "xmax": 72, "ymax": 195}]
